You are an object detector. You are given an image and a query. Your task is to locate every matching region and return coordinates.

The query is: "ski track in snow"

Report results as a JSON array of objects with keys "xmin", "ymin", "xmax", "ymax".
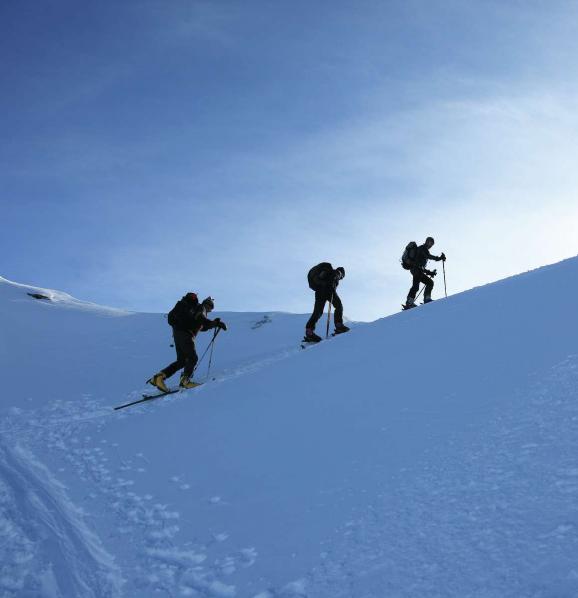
[
  {"xmin": 1, "ymin": 394, "xmax": 255, "ymax": 597},
  {"xmin": 3, "ymin": 350, "xmax": 578, "ymax": 597},
  {"xmin": 0, "ymin": 440, "xmax": 122, "ymax": 597},
  {"xmin": 23, "ymin": 341, "xmax": 319, "ymax": 425},
  {"xmin": 4, "ymin": 267, "xmax": 578, "ymax": 597},
  {"xmin": 6, "ymin": 354, "xmax": 578, "ymax": 597},
  {"xmin": 303, "ymin": 355, "xmax": 578, "ymax": 598},
  {"xmin": 0, "ymin": 336, "xmax": 334, "ymax": 598},
  {"xmin": 3, "ymin": 352, "xmax": 578, "ymax": 597}
]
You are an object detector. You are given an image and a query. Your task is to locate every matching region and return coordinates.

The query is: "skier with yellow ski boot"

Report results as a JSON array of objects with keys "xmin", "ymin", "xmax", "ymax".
[{"xmin": 147, "ymin": 293, "xmax": 227, "ymax": 393}]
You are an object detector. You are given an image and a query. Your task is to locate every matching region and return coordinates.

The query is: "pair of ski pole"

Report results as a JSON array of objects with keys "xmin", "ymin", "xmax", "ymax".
[
  {"xmin": 416, "ymin": 262, "xmax": 448, "ymax": 303},
  {"xmin": 194, "ymin": 326, "xmax": 221, "ymax": 380}
]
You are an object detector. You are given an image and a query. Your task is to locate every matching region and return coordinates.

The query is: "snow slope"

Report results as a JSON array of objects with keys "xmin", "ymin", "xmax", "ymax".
[
  {"xmin": 1, "ymin": 259, "xmax": 578, "ymax": 597},
  {"xmin": 0, "ymin": 276, "xmax": 311, "ymax": 409}
]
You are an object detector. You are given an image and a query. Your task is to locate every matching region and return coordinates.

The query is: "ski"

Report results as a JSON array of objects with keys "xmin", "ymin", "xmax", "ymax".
[
  {"xmin": 301, "ymin": 340, "xmax": 321, "ymax": 349},
  {"xmin": 142, "ymin": 389, "xmax": 181, "ymax": 400},
  {"xmin": 114, "ymin": 389, "xmax": 180, "ymax": 411},
  {"xmin": 333, "ymin": 328, "xmax": 350, "ymax": 335},
  {"xmin": 114, "ymin": 380, "xmax": 207, "ymax": 411},
  {"xmin": 301, "ymin": 331, "xmax": 348, "ymax": 348},
  {"xmin": 402, "ymin": 300, "xmax": 434, "ymax": 311}
]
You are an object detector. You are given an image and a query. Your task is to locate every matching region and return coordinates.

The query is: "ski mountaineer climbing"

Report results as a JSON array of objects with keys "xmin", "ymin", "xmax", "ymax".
[
  {"xmin": 147, "ymin": 294, "xmax": 227, "ymax": 392},
  {"xmin": 402, "ymin": 237, "xmax": 446, "ymax": 309},
  {"xmin": 304, "ymin": 263, "xmax": 350, "ymax": 342}
]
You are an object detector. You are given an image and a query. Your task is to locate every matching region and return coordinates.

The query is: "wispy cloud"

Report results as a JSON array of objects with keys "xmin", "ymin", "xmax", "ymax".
[
  {"xmin": 89, "ymin": 86, "xmax": 578, "ymax": 320},
  {"xmin": 4, "ymin": 1, "xmax": 578, "ymax": 321}
]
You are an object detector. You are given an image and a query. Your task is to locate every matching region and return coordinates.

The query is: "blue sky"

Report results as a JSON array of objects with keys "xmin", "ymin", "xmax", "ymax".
[{"xmin": 2, "ymin": 0, "xmax": 578, "ymax": 321}]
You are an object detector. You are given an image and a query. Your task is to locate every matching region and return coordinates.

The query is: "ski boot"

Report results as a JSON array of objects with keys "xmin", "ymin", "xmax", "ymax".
[
  {"xmin": 402, "ymin": 300, "xmax": 417, "ymax": 310},
  {"xmin": 303, "ymin": 328, "xmax": 322, "ymax": 343},
  {"xmin": 147, "ymin": 372, "xmax": 169, "ymax": 393},
  {"xmin": 334, "ymin": 323, "xmax": 350, "ymax": 335},
  {"xmin": 179, "ymin": 375, "xmax": 201, "ymax": 389},
  {"xmin": 423, "ymin": 297, "xmax": 434, "ymax": 304}
]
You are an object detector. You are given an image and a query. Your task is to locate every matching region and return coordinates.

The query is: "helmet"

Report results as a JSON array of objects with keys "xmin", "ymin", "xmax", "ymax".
[{"xmin": 202, "ymin": 296, "xmax": 215, "ymax": 311}]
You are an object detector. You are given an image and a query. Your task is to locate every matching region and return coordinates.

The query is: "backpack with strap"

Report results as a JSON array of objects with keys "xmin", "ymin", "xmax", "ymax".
[
  {"xmin": 401, "ymin": 242, "xmax": 418, "ymax": 270},
  {"xmin": 167, "ymin": 292, "xmax": 199, "ymax": 328},
  {"xmin": 307, "ymin": 262, "xmax": 333, "ymax": 291}
]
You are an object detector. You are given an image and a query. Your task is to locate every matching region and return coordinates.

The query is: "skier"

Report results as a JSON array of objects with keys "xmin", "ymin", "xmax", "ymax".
[
  {"xmin": 304, "ymin": 263, "xmax": 350, "ymax": 342},
  {"xmin": 402, "ymin": 237, "xmax": 446, "ymax": 309},
  {"xmin": 147, "ymin": 293, "xmax": 227, "ymax": 392}
]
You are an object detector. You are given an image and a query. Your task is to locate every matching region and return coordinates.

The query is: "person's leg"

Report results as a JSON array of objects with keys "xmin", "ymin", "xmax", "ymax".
[
  {"xmin": 331, "ymin": 292, "xmax": 349, "ymax": 333},
  {"xmin": 406, "ymin": 269, "xmax": 421, "ymax": 305},
  {"xmin": 422, "ymin": 272, "xmax": 434, "ymax": 302},
  {"xmin": 181, "ymin": 337, "xmax": 198, "ymax": 379},
  {"xmin": 149, "ymin": 328, "xmax": 188, "ymax": 391},
  {"xmin": 331, "ymin": 292, "xmax": 344, "ymax": 325},
  {"xmin": 306, "ymin": 290, "xmax": 329, "ymax": 330},
  {"xmin": 161, "ymin": 329, "xmax": 188, "ymax": 378},
  {"xmin": 177, "ymin": 334, "xmax": 201, "ymax": 388}
]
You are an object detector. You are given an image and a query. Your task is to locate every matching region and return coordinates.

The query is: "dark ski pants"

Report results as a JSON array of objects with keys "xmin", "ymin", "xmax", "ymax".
[
  {"xmin": 408, "ymin": 268, "xmax": 434, "ymax": 301},
  {"xmin": 306, "ymin": 289, "xmax": 343, "ymax": 330},
  {"xmin": 162, "ymin": 328, "xmax": 198, "ymax": 379}
]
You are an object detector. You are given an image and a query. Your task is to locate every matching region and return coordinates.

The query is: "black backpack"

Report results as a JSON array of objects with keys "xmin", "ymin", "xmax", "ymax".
[
  {"xmin": 167, "ymin": 293, "xmax": 199, "ymax": 328},
  {"xmin": 307, "ymin": 262, "xmax": 333, "ymax": 290},
  {"xmin": 401, "ymin": 242, "xmax": 418, "ymax": 270}
]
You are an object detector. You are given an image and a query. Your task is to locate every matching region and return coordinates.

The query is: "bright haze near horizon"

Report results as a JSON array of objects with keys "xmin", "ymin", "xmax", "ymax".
[{"xmin": 2, "ymin": 1, "xmax": 577, "ymax": 321}]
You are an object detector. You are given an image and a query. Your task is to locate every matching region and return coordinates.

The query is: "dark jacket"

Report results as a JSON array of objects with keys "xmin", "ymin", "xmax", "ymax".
[
  {"xmin": 188, "ymin": 306, "xmax": 220, "ymax": 338},
  {"xmin": 170, "ymin": 296, "xmax": 220, "ymax": 337},
  {"xmin": 412, "ymin": 245, "xmax": 443, "ymax": 270},
  {"xmin": 308, "ymin": 263, "xmax": 341, "ymax": 291}
]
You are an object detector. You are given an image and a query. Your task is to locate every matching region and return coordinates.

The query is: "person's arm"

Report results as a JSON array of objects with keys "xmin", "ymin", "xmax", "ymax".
[
  {"xmin": 427, "ymin": 250, "xmax": 446, "ymax": 262},
  {"xmin": 329, "ymin": 269, "xmax": 343, "ymax": 288},
  {"xmin": 200, "ymin": 316, "xmax": 227, "ymax": 331}
]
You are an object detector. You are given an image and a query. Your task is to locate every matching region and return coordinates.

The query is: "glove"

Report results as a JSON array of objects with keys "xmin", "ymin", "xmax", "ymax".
[
  {"xmin": 431, "ymin": 269, "xmax": 437, "ymax": 277},
  {"xmin": 440, "ymin": 252, "xmax": 446, "ymax": 262},
  {"xmin": 216, "ymin": 319, "xmax": 227, "ymax": 331}
]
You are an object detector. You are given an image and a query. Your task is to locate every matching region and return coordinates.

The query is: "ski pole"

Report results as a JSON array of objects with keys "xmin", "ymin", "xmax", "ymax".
[
  {"xmin": 206, "ymin": 327, "xmax": 220, "ymax": 380},
  {"xmin": 415, "ymin": 284, "xmax": 425, "ymax": 303},
  {"xmin": 442, "ymin": 260, "xmax": 448, "ymax": 298},
  {"xmin": 193, "ymin": 327, "xmax": 220, "ymax": 375},
  {"xmin": 325, "ymin": 293, "xmax": 333, "ymax": 339}
]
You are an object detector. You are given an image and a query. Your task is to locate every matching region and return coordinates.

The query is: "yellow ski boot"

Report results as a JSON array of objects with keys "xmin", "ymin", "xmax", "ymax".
[
  {"xmin": 147, "ymin": 372, "xmax": 169, "ymax": 393},
  {"xmin": 179, "ymin": 375, "xmax": 201, "ymax": 389}
]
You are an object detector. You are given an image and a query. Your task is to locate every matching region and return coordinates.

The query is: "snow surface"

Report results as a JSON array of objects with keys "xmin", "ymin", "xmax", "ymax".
[{"xmin": 1, "ymin": 261, "xmax": 578, "ymax": 597}]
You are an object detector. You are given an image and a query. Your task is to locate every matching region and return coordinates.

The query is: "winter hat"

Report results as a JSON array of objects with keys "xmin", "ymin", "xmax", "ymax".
[
  {"xmin": 202, "ymin": 296, "xmax": 215, "ymax": 311},
  {"xmin": 336, "ymin": 266, "xmax": 345, "ymax": 279}
]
